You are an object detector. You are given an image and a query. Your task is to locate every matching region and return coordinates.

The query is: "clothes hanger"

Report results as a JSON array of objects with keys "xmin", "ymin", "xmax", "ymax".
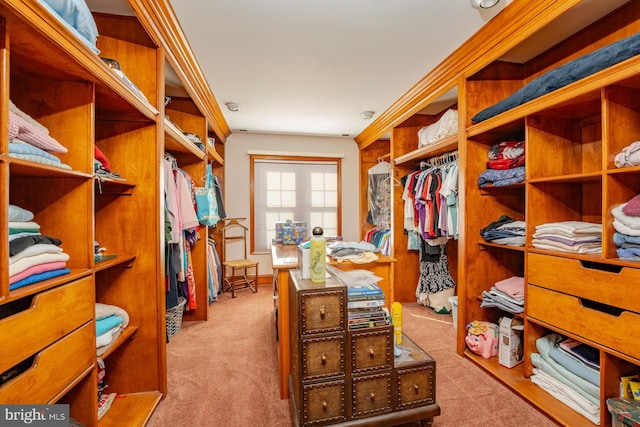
[{"xmin": 368, "ymin": 159, "xmax": 391, "ymax": 174}]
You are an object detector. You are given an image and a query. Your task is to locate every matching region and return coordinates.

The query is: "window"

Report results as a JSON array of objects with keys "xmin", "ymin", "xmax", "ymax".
[{"xmin": 251, "ymin": 155, "xmax": 341, "ymax": 253}]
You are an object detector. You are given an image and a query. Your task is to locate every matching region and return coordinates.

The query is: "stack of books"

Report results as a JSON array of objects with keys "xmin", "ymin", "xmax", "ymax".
[{"xmin": 347, "ymin": 283, "xmax": 390, "ymax": 330}]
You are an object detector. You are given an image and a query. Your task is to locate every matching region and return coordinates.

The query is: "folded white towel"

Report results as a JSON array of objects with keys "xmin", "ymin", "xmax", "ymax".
[{"xmin": 534, "ymin": 221, "xmax": 601, "ymax": 235}]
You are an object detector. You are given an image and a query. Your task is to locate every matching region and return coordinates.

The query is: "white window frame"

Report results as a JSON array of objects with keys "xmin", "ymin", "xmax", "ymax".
[{"xmin": 250, "ymin": 154, "xmax": 342, "ymax": 254}]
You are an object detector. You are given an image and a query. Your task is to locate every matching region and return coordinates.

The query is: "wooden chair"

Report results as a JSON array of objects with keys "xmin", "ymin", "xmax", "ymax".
[{"xmin": 220, "ymin": 218, "xmax": 258, "ymax": 298}]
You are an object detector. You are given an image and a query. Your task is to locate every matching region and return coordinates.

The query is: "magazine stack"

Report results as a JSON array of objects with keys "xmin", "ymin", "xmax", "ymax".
[{"xmin": 347, "ymin": 283, "xmax": 390, "ymax": 330}]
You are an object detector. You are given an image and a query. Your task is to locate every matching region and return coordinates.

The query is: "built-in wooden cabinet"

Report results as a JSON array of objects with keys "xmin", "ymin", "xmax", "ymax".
[
  {"xmin": 459, "ymin": 2, "xmax": 640, "ymax": 425},
  {"xmin": 358, "ymin": 1, "xmax": 640, "ymax": 425},
  {"xmin": 0, "ymin": 1, "xmax": 227, "ymax": 425}
]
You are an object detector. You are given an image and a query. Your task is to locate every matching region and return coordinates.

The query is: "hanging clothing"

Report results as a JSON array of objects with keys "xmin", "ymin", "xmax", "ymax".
[
  {"xmin": 401, "ymin": 158, "xmax": 459, "ymax": 246},
  {"xmin": 367, "ymin": 161, "xmax": 392, "ymax": 229},
  {"xmin": 415, "ymin": 243, "xmax": 456, "ymax": 313},
  {"xmin": 164, "ymin": 152, "xmax": 202, "ymax": 311},
  {"xmin": 211, "ymin": 174, "xmax": 227, "ymax": 219}
]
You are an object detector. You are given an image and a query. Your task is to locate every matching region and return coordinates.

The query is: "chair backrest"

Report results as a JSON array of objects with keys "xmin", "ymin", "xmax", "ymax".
[{"xmin": 220, "ymin": 218, "xmax": 249, "ymax": 262}]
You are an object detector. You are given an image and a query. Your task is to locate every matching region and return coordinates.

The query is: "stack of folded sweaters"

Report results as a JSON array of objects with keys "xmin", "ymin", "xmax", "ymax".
[
  {"xmin": 9, "ymin": 204, "xmax": 70, "ymax": 291},
  {"xmin": 612, "ymin": 194, "xmax": 640, "ymax": 261},
  {"xmin": 532, "ymin": 221, "xmax": 601, "ymax": 254},
  {"xmin": 96, "ymin": 303, "xmax": 130, "ymax": 355},
  {"xmin": 477, "ymin": 140, "xmax": 525, "ymax": 188},
  {"xmin": 480, "ymin": 275, "xmax": 524, "ymax": 314},
  {"xmin": 480, "ymin": 215, "xmax": 525, "ymax": 246},
  {"xmin": 8, "ymin": 100, "xmax": 70, "ymax": 170}
]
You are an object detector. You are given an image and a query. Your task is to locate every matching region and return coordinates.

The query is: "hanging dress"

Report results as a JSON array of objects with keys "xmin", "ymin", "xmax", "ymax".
[
  {"xmin": 416, "ymin": 242, "xmax": 456, "ymax": 314},
  {"xmin": 367, "ymin": 161, "xmax": 392, "ymax": 228}
]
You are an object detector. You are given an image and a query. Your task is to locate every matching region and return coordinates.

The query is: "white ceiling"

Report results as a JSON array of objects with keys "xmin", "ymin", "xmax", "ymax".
[
  {"xmin": 169, "ymin": 0, "xmax": 510, "ymax": 138},
  {"xmin": 86, "ymin": 0, "xmax": 631, "ymax": 140}
]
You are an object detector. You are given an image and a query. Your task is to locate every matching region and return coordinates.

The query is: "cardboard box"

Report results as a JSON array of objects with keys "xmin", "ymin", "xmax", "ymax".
[
  {"xmin": 297, "ymin": 246, "xmax": 311, "ymax": 279},
  {"xmin": 499, "ymin": 317, "xmax": 524, "ymax": 368}
]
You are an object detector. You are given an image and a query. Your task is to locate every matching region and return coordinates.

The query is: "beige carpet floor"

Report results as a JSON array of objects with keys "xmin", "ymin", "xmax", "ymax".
[{"xmin": 147, "ymin": 286, "xmax": 558, "ymax": 427}]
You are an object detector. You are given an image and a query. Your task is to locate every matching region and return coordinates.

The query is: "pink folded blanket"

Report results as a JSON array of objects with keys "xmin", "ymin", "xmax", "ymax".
[
  {"xmin": 9, "ymin": 111, "xmax": 67, "ymax": 153},
  {"xmin": 494, "ymin": 276, "xmax": 524, "ymax": 298}
]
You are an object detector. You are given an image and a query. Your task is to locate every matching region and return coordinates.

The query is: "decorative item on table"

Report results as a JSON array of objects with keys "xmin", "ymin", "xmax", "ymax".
[
  {"xmin": 392, "ymin": 302, "xmax": 403, "ymax": 356},
  {"xmin": 392, "ymin": 302, "xmax": 402, "ymax": 345},
  {"xmin": 631, "ymin": 380, "xmax": 640, "ymax": 401},
  {"xmin": 275, "ymin": 219, "xmax": 307, "ymax": 245},
  {"xmin": 498, "ymin": 317, "xmax": 524, "ymax": 368},
  {"xmin": 309, "ymin": 226, "xmax": 326, "ymax": 283},
  {"xmin": 346, "ymin": 281, "xmax": 389, "ymax": 330},
  {"xmin": 621, "ymin": 373, "xmax": 640, "ymax": 399},
  {"xmin": 465, "ymin": 320, "xmax": 499, "ymax": 359},
  {"xmin": 606, "ymin": 397, "xmax": 640, "ymax": 427}
]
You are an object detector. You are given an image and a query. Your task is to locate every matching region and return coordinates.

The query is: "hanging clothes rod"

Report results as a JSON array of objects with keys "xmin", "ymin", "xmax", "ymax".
[{"xmin": 420, "ymin": 149, "xmax": 458, "ymax": 168}]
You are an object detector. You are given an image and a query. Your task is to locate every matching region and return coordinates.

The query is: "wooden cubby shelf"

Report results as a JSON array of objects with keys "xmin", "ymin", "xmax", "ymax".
[
  {"xmin": 99, "ymin": 326, "xmax": 139, "ymax": 360},
  {"xmin": 98, "ymin": 391, "xmax": 162, "ymax": 427},
  {"xmin": 393, "ymin": 134, "xmax": 458, "ymax": 166},
  {"xmin": 94, "ymin": 254, "xmax": 137, "ymax": 272}
]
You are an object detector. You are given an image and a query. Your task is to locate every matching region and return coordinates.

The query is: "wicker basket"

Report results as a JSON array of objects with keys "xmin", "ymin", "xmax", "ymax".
[{"xmin": 166, "ymin": 297, "xmax": 187, "ymax": 338}]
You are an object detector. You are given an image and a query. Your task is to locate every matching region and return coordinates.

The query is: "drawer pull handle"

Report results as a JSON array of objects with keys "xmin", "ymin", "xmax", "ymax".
[
  {"xmin": 320, "ymin": 306, "xmax": 326, "ymax": 318},
  {"xmin": 369, "ymin": 347, "xmax": 375, "ymax": 358},
  {"xmin": 413, "ymin": 384, "xmax": 419, "ymax": 393},
  {"xmin": 369, "ymin": 392, "xmax": 375, "ymax": 401},
  {"xmin": 580, "ymin": 260, "xmax": 622, "ymax": 273},
  {"xmin": 322, "ymin": 401, "xmax": 328, "ymax": 411},
  {"xmin": 321, "ymin": 353, "xmax": 327, "ymax": 365}
]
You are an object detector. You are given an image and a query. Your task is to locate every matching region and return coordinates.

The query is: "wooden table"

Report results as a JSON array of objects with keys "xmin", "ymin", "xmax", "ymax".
[{"xmin": 271, "ymin": 242, "xmax": 396, "ymax": 399}]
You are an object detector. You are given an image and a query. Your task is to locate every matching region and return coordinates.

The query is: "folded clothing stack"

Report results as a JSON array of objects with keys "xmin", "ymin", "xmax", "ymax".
[
  {"xmin": 480, "ymin": 276, "xmax": 524, "ymax": 314},
  {"xmin": 477, "ymin": 140, "xmax": 525, "ymax": 188},
  {"xmin": 531, "ymin": 221, "xmax": 601, "ymax": 254},
  {"xmin": 480, "ymin": 215, "xmax": 525, "ymax": 246},
  {"xmin": 96, "ymin": 302, "xmax": 130, "ymax": 355},
  {"xmin": 612, "ymin": 195, "xmax": 640, "ymax": 261},
  {"xmin": 8, "ymin": 204, "xmax": 70, "ymax": 290}
]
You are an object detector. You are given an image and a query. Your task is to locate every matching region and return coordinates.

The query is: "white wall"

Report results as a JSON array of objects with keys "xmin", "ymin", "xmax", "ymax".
[{"xmin": 222, "ymin": 132, "xmax": 361, "ymax": 275}]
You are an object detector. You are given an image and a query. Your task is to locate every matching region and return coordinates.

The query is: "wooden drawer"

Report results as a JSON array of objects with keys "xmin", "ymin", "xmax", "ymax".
[
  {"xmin": 528, "ymin": 252, "xmax": 640, "ymax": 314},
  {"xmin": 0, "ymin": 276, "xmax": 94, "ymax": 374},
  {"xmin": 302, "ymin": 379, "xmax": 346, "ymax": 425},
  {"xmin": 302, "ymin": 334, "xmax": 345, "ymax": 381},
  {"xmin": 396, "ymin": 364, "xmax": 435, "ymax": 410},
  {"xmin": 301, "ymin": 289, "xmax": 345, "ymax": 335},
  {"xmin": 528, "ymin": 284, "xmax": 640, "ymax": 361},
  {"xmin": 0, "ymin": 321, "xmax": 95, "ymax": 403},
  {"xmin": 350, "ymin": 326, "xmax": 392, "ymax": 374},
  {"xmin": 351, "ymin": 371, "xmax": 392, "ymax": 419}
]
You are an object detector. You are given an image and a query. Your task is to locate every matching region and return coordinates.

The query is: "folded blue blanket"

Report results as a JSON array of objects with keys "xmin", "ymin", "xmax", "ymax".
[
  {"xmin": 472, "ymin": 32, "xmax": 640, "ymax": 123},
  {"xmin": 96, "ymin": 315, "xmax": 124, "ymax": 336},
  {"xmin": 477, "ymin": 167, "xmax": 525, "ymax": 188},
  {"xmin": 534, "ymin": 334, "xmax": 600, "ymax": 403},
  {"xmin": 549, "ymin": 346, "xmax": 600, "ymax": 387},
  {"xmin": 9, "ymin": 142, "xmax": 61, "ymax": 162}
]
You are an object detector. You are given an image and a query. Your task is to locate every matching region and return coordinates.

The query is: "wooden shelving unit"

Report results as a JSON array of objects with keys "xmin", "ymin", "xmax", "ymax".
[
  {"xmin": 0, "ymin": 1, "xmax": 228, "ymax": 425},
  {"xmin": 357, "ymin": 1, "xmax": 640, "ymax": 425}
]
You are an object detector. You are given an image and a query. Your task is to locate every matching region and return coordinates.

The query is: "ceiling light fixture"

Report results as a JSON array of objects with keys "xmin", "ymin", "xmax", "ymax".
[
  {"xmin": 471, "ymin": 0, "xmax": 500, "ymax": 9},
  {"xmin": 225, "ymin": 102, "xmax": 240, "ymax": 112},
  {"xmin": 360, "ymin": 111, "xmax": 375, "ymax": 120}
]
